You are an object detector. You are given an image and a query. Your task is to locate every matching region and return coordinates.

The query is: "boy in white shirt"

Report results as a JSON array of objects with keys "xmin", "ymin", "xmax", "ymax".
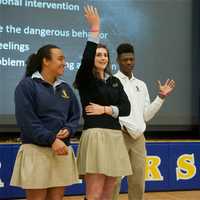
[{"xmin": 113, "ymin": 43, "xmax": 175, "ymax": 200}]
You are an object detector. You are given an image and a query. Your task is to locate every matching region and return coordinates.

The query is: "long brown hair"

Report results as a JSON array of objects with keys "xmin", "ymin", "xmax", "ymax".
[{"xmin": 93, "ymin": 43, "xmax": 112, "ymax": 78}]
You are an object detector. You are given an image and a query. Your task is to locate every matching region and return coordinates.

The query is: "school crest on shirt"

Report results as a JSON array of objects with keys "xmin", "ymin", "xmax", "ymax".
[
  {"xmin": 61, "ymin": 89, "xmax": 70, "ymax": 99},
  {"xmin": 107, "ymin": 77, "xmax": 119, "ymax": 88},
  {"xmin": 112, "ymin": 82, "xmax": 118, "ymax": 88}
]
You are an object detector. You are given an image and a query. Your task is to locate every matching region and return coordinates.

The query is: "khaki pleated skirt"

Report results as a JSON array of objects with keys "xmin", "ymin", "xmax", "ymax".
[
  {"xmin": 77, "ymin": 128, "xmax": 132, "ymax": 177},
  {"xmin": 10, "ymin": 144, "xmax": 79, "ymax": 189}
]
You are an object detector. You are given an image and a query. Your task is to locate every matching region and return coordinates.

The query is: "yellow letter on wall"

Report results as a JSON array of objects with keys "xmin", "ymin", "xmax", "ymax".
[
  {"xmin": 145, "ymin": 156, "xmax": 164, "ymax": 181},
  {"xmin": 176, "ymin": 154, "xmax": 196, "ymax": 180}
]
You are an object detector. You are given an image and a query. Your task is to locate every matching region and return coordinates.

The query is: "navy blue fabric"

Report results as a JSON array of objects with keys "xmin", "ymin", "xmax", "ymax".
[{"xmin": 15, "ymin": 77, "xmax": 80, "ymax": 146}]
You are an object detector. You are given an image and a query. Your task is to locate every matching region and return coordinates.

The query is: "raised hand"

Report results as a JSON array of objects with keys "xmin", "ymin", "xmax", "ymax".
[
  {"xmin": 84, "ymin": 5, "xmax": 100, "ymax": 31},
  {"xmin": 157, "ymin": 79, "xmax": 176, "ymax": 98}
]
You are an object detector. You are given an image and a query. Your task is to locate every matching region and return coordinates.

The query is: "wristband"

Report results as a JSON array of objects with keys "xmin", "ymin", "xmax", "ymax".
[
  {"xmin": 159, "ymin": 92, "xmax": 168, "ymax": 98},
  {"xmin": 90, "ymin": 28, "xmax": 99, "ymax": 32}
]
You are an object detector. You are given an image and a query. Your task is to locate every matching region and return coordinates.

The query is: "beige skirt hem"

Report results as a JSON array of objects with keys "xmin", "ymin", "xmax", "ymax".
[
  {"xmin": 77, "ymin": 128, "xmax": 132, "ymax": 178},
  {"xmin": 10, "ymin": 144, "xmax": 79, "ymax": 189}
]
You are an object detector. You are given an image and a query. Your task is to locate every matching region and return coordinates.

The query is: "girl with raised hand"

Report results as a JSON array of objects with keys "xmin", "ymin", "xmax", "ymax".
[{"xmin": 74, "ymin": 5, "xmax": 132, "ymax": 200}]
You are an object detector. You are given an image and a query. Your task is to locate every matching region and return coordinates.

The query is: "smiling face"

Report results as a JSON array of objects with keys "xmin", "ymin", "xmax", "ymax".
[
  {"xmin": 94, "ymin": 47, "xmax": 109, "ymax": 73},
  {"xmin": 43, "ymin": 48, "xmax": 66, "ymax": 77}
]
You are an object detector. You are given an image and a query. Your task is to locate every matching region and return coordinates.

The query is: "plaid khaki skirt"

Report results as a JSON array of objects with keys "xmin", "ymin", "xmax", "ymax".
[
  {"xmin": 77, "ymin": 128, "xmax": 132, "ymax": 177},
  {"xmin": 10, "ymin": 144, "xmax": 79, "ymax": 189}
]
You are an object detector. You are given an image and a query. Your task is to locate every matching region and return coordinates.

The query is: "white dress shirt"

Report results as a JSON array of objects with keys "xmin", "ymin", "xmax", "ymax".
[{"xmin": 115, "ymin": 70, "xmax": 164, "ymax": 139}]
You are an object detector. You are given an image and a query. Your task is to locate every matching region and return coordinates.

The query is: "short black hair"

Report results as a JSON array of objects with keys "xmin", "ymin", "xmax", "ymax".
[{"xmin": 117, "ymin": 43, "xmax": 134, "ymax": 56}]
